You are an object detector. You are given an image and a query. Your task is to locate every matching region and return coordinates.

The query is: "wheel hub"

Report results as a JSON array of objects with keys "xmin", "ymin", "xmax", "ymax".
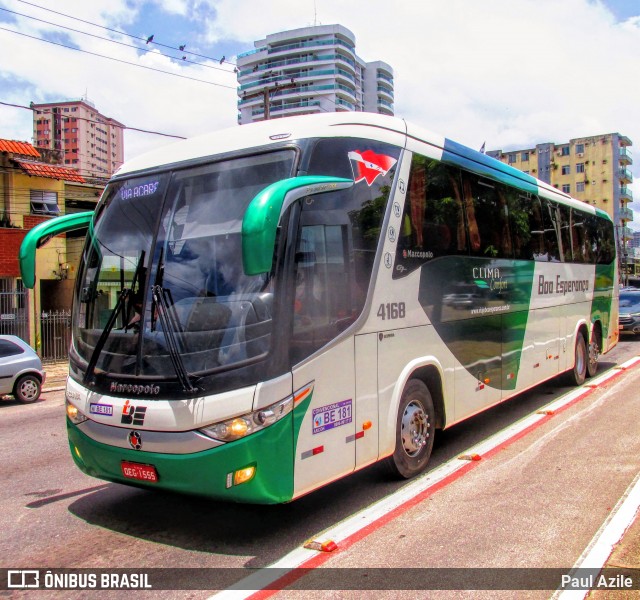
[
  {"xmin": 20, "ymin": 381, "xmax": 39, "ymax": 400},
  {"xmin": 401, "ymin": 400, "xmax": 430, "ymax": 457}
]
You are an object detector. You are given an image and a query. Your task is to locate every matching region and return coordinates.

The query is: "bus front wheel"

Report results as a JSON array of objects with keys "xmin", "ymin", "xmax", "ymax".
[{"xmin": 386, "ymin": 379, "xmax": 435, "ymax": 479}]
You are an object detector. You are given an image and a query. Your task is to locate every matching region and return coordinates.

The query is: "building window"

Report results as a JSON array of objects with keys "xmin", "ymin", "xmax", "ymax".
[
  {"xmin": 561, "ymin": 146, "xmax": 570, "ymax": 156},
  {"xmin": 576, "ymin": 182, "xmax": 585, "ymax": 192},
  {"xmin": 508, "ymin": 153, "xmax": 516, "ymax": 164},
  {"xmin": 562, "ymin": 184, "xmax": 571, "ymax": 194},
  {"xmin": 576, "ymin": 163, "xmax": 585, "ymax": 173},
  {"xmin": 576, "ymin": 143, "xmax": 585, "ymax": 154},
  {"xmin": 521, "ymin": 152, "xmax": 529, "ymax": 162},
  {"xmin": 562, "ymin": 165, "xmax": 570, "ymax": 175},
  {"xmin": 30, "ymin": 190, "xmax": 60, "ymax": 215}
]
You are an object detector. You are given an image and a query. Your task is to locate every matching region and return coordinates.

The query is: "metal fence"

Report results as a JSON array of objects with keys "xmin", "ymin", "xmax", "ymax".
[
  {"xmin": 40, "ymin": 310, "xmax": 72, "ymax": 363},
  {"xmin": 0, "ymin": 279, "xmax": 72, "ymax": 362},
  {"xmin": 0, "ymin": 282, "xmax": 29, "ymax": 342}
]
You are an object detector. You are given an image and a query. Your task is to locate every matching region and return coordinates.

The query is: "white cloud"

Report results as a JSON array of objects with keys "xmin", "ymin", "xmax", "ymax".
[
  {"xmin": 203, "ymin": 0, "xmax": 640, "ymax": 222},
  {"xmin": 0, "ymin": 0, "xmax": 237, "ymax": 159}
]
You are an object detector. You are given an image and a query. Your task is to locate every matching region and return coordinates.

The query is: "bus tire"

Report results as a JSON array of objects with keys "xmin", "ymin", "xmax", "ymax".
[
  {"xmin": 587, "ymin": 328, "xmax": 600, "ymax": 378},
  {"xmin": 386, "ymin": 379, "xmax": 435, "ymax": 479},
  {"xmin": 567, "ymin": 334, "xmax": 587, "ymax": 387}
]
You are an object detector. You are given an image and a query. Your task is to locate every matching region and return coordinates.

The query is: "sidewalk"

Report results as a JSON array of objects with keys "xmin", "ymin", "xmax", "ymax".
[
  {"xmin": 589, "ymin": 510, "xmax": 640, "ymax": 599},
  {"xmin": 42, "ymin": 359, "xmax": 69, "ymax": 391}
]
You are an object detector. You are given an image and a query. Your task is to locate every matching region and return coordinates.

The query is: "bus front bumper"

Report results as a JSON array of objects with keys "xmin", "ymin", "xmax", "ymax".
[{"xmin": 66, "ymin": 415, "xmax": 294, "ymax": 504}]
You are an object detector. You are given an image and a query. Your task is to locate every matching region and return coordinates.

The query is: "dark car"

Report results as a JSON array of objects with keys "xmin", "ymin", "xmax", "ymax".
[
  {"xmin": 0, "ymin": 335, "xmax": 46, "ymax": 403},
  {"xmin": 618, "ymin": 290, "xmax": 640, "ymax": 336}
]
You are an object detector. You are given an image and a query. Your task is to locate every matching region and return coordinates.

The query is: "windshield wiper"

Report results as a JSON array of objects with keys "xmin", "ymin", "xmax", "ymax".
[
  {"xmin": 83, "ymin": 287, "xmax": 130, "ymax": 386},
  {"xmin": 152, "ymin": 284, "xmax": 198, "ymax": 393},
  {"xmin": 83, "ymin": 251, "xmax": 145, "ymax": 386},
  {"xmin": 150, "ymin": 247, "xmax": 164, "ymax": 332}
]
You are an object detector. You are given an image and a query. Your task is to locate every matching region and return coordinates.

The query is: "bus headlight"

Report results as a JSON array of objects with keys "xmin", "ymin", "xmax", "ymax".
[
  {"xmin": 66, "ymin": 398, "xmax": 88, "ymax": 424},
  {"xmin": 199, "ymin": 395, "xmax": 293, "ymax": 442}
]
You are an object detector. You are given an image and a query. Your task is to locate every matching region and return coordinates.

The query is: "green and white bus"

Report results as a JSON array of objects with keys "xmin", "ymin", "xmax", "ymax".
[{"xmin": 20, "ymin": 113, "xmax": 618, "ymax": 503}]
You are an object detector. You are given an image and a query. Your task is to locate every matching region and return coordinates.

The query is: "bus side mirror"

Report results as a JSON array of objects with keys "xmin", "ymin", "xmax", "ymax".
[
  {"xmin": 18, "ymin": 211, "xmax": 94, "ymax": 289},
  {"xmin": 241, "ymin": 176, "xmax": 353, "ymax": 276}
]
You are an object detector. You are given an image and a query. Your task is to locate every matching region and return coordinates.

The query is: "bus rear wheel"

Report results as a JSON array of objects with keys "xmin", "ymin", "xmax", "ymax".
[
  {"xmin": 567, "ymin": 334, "xmax": 587, "ymax": 387},
  {"xmin": 587, "ymin": 329, "xmax": 600, "ymax": 378},
  {"xmin": 386, "ymin": 379, "xmax": 435, "ymax": 479}
]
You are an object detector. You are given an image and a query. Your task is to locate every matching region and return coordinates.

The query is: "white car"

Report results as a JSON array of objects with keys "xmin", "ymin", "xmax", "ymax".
[{"xmin": 0, "ymin": 335, "xmax": 46, "ymax": 403}]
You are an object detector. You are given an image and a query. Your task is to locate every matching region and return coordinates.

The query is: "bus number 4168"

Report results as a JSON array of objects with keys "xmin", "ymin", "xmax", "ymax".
[{"xmin": 377, "ymin": 302, "xmax": 406, "ymax": 320}]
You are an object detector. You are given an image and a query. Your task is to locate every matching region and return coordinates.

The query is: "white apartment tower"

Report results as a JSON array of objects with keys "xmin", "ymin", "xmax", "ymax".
[{"xmin": 236, "ymin": 25, "xmax": 394, "ymax": 124}]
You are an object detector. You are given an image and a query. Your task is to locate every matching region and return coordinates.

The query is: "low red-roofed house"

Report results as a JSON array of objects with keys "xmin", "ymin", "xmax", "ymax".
[{"xmin": 0, "ymin": 138, "xmax": 103, "ymax": 357}]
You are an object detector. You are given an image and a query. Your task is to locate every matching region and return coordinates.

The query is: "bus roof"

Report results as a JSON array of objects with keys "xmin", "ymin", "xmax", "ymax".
[
  {"xmin": 116, "ymin": 113, "xmax": 408, "ymax": 177},
  {"xmin": 115, "ymin": 113, "xmax": 605, "ymax": 220}
]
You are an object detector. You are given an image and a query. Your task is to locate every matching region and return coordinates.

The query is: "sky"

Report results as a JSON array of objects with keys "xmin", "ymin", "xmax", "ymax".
[{"xmin": 1, "ymin": 0, "xmax": 640, "ymax": 226}]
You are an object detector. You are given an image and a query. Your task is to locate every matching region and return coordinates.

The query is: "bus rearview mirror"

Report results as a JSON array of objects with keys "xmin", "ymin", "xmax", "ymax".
[{"xmin": 241, "ymin": 176, "xmax": 353, "ymax": 276}]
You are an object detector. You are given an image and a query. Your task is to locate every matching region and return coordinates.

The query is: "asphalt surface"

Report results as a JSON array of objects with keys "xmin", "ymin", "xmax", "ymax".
[{"xmin": 40, "ymin": 359, "xmax": 640, "ymax": 599}]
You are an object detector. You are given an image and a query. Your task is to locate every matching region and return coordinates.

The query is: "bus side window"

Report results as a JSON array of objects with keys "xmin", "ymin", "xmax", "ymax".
[
  {"xmin": 557, "ymin": 204, "xmax": 573, "ymax": 262},
  {"xmin": 394, "ymin": 155, "xmax": 466, "ymax": 278},
  {"xmin": 463, "ymin": 174, "xmax": 513, "ymax": 259},
  {"xmin": 291, "ymin": 219, "xmax": 368, "ymax": 365},
  {"xmin": 570, "ymin": 208, "xmax": 590, "ymax": 264},
  {"xmin": 509, "ymin": 193, "xmax": 540, "ymax": 260},
  {"xmin": 587, "ymin": 215, "xmax": 615, "ymax": 265},
  {"xmin": 541, "ymin": 198, "xmax": 562, "ymax": 261}
]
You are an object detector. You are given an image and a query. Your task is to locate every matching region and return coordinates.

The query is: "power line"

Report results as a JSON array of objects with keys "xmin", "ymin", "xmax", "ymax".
[
  {"xmin": 0, "ymin": 27, "xmax": 237, "ymax": 89},
  {"xmin": 15, "ymin": 0, "xmax": 237, "ymax": 67},
  {"xmin": 0, "ymin": 100, "xmax": 186, "ymax": 142},
  {"xmin": 0, "ymin": 6, "xmax": 236, "ymax": 75}
]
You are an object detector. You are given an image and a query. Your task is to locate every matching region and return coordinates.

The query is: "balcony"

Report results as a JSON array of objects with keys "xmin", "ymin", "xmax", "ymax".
[
  {"xmin": 621, "ymin": 206, "xmax": 634, "ymax": 222},
  {"xmin": 377, "ymin": 72, "xmax": 394, "ymax": 86},
  {"xmin": 619, "ymin": 168, "xmax": 633, "ymax": 183},
  {"xmin": 267, "ymin": 38, "xmax": 355, "ymax": 57},
  {"xmin": 251, "ymin": 99, "xmax": 321, "ymax": 117},
  {"xmin": 377, "ymin": 85, "xmax": 394, "ymax": 101},
  {"xmin": 335, "ymin": 97, "xmax": 355, "ymax": 110},
  {"xmin": 620, "ymin": 147, "xmax": 633, "ymax": 165},
  {"xmin": 620, "ymin": 187, "xmax": 633, "ymax": 202},
  {"xmin": 336, "ymin": 83, "xmax": 357, "ymax": 102},
  {"xmin": 622, "ymin": 226, "xmax": 634, "ymax": 240}
]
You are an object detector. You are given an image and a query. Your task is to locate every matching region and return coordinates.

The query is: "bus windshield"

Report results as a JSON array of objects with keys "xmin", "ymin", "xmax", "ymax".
[{"xmin": 73, "ymin": 150, "xmax": 295, "ymax": 383}]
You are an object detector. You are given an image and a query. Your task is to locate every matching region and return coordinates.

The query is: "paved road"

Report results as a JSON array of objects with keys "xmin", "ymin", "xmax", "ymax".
[{"xmin": 1, "ymin": 340, "xmax": 639, "ymax": 598}]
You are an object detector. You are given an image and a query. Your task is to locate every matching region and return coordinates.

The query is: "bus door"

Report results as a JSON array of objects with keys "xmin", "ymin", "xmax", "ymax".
[
  {"xmin": 354, "ymin": 332, "xmax": 379, "ymax": 467},
  {"xmin": 290, "ymin": 219, "xmax": 358, "ymax": 496}
]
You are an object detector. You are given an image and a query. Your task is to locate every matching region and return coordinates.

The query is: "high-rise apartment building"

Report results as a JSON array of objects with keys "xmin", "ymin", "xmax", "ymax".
[
  {"xmin": 32, "ymin": 99, "xmax": 125, "ymax": 180},
  {"xmin": 488, "ymin": 133, "xmax": 633, "ymax": 253},
  {"xmin": 236, "ymin": 25, "xmax": 394, "ymax": 124}
]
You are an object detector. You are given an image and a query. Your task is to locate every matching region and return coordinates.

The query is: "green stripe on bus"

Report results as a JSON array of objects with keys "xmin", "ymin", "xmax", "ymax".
[
  {"xmin": 67, "ymin": 416, "xmax": 295, "ymax": 504},
  {"xmin": 418, "ymin": 257, "xmax": 535, "ymax": 390}
]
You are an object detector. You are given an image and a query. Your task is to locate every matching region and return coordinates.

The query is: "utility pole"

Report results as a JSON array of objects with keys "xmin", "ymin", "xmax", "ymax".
[{"xmin": 242, "ymin": 79, "xmax": 296, "ymax": 121}]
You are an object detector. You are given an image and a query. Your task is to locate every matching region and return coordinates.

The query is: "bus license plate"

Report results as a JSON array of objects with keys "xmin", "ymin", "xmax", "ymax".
[{"xmin": 121, "ymin": 461, "xmax": 158, "ymax": 483}]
